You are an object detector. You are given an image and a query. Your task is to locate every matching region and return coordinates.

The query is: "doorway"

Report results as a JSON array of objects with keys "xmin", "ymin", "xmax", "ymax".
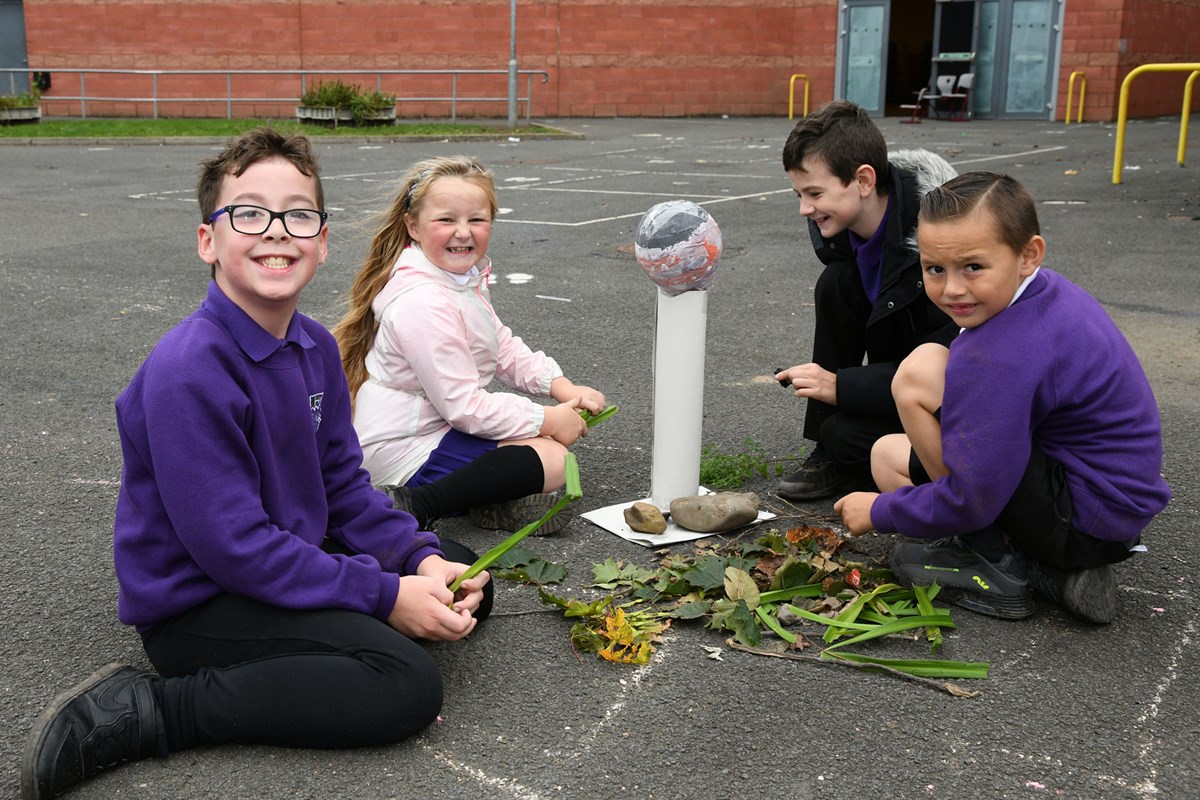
[
  {"xmin": 836, "ymin": 0, "xmax": 1063, "ymax": 120},
  {"xmin": 0, "ymin": 0, "xmax": 30, "ymax": 95}
]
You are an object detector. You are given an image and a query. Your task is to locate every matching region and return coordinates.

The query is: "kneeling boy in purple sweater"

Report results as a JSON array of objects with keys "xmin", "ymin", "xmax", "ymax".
[{"xmin": 835, "ymin": 172, "xmax": 1170, "ymax": 624}]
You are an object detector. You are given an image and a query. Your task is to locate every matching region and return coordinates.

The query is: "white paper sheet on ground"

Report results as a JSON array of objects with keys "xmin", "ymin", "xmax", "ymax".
[{"xmin": 581, "ymin": 488, "xmax": 776, "ymax": 548}]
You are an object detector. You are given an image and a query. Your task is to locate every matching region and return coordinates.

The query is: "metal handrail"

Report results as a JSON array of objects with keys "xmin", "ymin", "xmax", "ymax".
[
  {"xmin": 0, "ymin": 68, "xmax": 550, "ymax": 124},
  {"xmin": 1112, "ymin": 63, "xmax": 1200, "ymax": 184}
]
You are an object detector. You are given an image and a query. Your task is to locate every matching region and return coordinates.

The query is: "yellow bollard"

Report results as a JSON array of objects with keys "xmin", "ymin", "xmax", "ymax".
[
  {"xmin": 788, "ymin": 74, "xmax": 809, "ymax": 120},
  {"xmin": 1066, "ymin": 71, "xmax": 1086, "ymax": 125}
]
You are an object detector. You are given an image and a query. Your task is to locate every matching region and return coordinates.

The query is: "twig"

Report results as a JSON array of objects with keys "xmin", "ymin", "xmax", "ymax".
[
  {"xmin": 489, "ymin": 608, "xmax": 563, "ymax": 617},
  {"xmin": 724, "ymin": 638, "xmax": 981, "ymax": 699}
]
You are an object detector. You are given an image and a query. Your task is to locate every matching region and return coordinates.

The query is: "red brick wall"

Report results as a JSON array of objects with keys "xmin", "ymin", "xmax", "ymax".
[
  {"xmin": 21, "ymin": 0, "xmax": 1200, "ymax": 120},
  {"xmin": 1058, "ymin": 0, "xmax": 1200, "ymax": 121}
]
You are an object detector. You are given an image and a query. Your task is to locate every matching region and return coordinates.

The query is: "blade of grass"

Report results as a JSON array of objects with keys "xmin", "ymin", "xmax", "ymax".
[
  {"xmin": 912, "ymin": 583, "xmax": 944, "ymax": 652},
  {"xmin": 822, "ymin": 614, "xmax": 957, "ymax": 652},
  {"xmin": 579, "ymin": 404, "xmax": 619, "ymax": 427},
  {"xmin": 782, "ymin": 603, "xmax": 876, "ymax": 632},
  {"xmin": 449, "ymin": 453, "xmax": 581, "ymax": 594},
  {"xmin": 758, "ymin": 584, "xmax": 825, "ymax": 604},
  {"xmin": 821, "ymin": 650, "xmax": 989, "ymax": 679},
  {"xmin": 755, "ymin": 604, "xmax": 797, "ymax": 643}
]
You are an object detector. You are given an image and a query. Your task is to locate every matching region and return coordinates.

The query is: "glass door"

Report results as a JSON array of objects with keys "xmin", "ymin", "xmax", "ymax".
[
  {"xmin": 839, "ymin": 0, "xmax": 890, "ymax": 115},
  {"xmin": 1002, "ymin": 0, "xmax": 1058, "ymax": 116}
]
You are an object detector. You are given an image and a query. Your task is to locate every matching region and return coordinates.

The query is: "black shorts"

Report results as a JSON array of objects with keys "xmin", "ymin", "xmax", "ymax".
[{"xmin": 908, "ymin": 412, "xmax": 1136, "ymax": 570}]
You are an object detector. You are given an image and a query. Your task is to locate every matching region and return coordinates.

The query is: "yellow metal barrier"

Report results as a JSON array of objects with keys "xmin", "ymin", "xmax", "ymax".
[
  {"xmin": 1180, "ymin": 70, "xmax": 1200, "ymax": 167},
  {"xmin": 1065, "ymin": 71, "xmax": 1085, "ymax": 124},
  {"xmin": 788, "ymin": 74, "xmax": 809, "ymax": 120},
  {"xmin": 1112, "ymin": 62, "xmax": 1200, "ymax": 184}
]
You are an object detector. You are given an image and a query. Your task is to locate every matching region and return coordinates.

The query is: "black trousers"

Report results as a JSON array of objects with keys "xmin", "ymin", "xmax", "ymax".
[
  {"xmin": 804, "ymin": 260, "xmax": 902, "ymax": 490},
  {"xmin": 141, "ymin": 539, "xmax": 491, "ymax": 752}
]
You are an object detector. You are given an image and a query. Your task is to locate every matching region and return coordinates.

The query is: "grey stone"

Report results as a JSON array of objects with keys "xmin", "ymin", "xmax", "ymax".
[
  {"xmin": 669, "ymin": 492, "xmax": 760, "ymax": 533},
  {"xmin": 624, "ymin": 501, "xmax": 668, "ymax": 534}
]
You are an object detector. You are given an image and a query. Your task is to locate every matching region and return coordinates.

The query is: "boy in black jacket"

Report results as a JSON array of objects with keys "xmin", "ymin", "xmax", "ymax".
[{"xmin": 775, "ymin": 101, "xmax": 958, "ymax": 501}]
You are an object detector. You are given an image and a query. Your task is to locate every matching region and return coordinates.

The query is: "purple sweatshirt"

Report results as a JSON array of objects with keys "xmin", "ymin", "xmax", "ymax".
[
  {"xmin": 872, "ymin": 269, "xmax": 1171, "ymax": 543},
  {"xmin": 114, "ymin": 281, "xmax": 442, "ymax": 632}
]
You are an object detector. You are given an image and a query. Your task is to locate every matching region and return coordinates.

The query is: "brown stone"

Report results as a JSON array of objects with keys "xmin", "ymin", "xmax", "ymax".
[
  {"xmin": 669, "ymin": 492, "xmax": 760, "ymax": 533},
  {"xmin": 624, "ymin": 501, "xmax": 668, "ymax": 534}
]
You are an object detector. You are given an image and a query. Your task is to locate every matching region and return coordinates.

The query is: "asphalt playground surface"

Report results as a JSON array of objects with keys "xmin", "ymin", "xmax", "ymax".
[{"xmin": 2, "ymin": 113, "xmax": 1198, "ymax": 799}]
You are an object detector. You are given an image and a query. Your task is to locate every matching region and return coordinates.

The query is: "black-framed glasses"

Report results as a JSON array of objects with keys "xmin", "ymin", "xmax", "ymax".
[{"xmin": 208, "ymin": 205, "xmax": 328, "ymax": 238}]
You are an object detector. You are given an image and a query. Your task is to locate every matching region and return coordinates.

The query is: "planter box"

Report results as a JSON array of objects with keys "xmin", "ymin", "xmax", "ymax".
[
  {"xmin": 0, "ymin": 106, "xmax": 42, "ymax": 125},
  {"xmin": 295, "ymin": 105, "xmax": 396, "ymax": 128}
]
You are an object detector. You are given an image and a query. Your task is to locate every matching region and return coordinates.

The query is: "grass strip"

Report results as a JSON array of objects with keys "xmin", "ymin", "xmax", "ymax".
[
  {"xmin": 755, "ymin": 605, "xmax": 797, "ymax": 643},
  {"xmin": 578, "ymin": 404, "xmax": 619, "ymax": 428},
  {"xmin": 822, "ymin": 650, "xmax": 989, "ymax": 679}
]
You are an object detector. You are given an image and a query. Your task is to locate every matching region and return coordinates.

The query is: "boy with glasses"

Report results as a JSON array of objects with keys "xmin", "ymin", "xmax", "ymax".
[{"xmin": 22, "ymin": 128, "xmax": 492, "ymax": 800}]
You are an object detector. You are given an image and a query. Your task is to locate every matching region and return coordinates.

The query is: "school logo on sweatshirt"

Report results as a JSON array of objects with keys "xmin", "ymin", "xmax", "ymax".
[{"xmin": 309, "ymin": 392, "xmax": 324, "ymax": 431}]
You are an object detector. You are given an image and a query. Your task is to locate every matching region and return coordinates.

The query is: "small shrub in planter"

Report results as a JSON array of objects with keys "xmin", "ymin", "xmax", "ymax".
[
  {"xmin": 0, "ymin": 87, "xmax": 42, "ymax": 125},
  {"xmin": 297, "ymin": 80, "xmax": 396, "ymax": 127}
]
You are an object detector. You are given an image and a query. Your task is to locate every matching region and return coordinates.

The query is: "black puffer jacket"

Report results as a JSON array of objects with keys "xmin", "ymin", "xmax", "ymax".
[{"xmin": 806, "ymin": 149, "xmax": 959, "ymax": 418}]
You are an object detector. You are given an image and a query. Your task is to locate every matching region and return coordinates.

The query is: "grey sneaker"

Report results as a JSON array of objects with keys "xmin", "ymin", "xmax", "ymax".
[
  {"xmin": 890, "ymin": 536, "xmax": 1034, "ymax": 620},
  {"xmin": 1030, "ymin": 562, "xmax": 1118, "ymax": 624},
  {"xmin": 381, "ymin": 484, "xmax": 414, "ymax": 515},
  {"xmin": 777, "ymin": 445, "xmax": 844, "ymax": 501},
  {"xmin": 469, "ymin": 491, "xmax": 573, "ymax": 535}
]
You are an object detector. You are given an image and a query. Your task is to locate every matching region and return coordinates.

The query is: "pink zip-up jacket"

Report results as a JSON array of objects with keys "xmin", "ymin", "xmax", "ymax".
[{"xmin": 353, "ymin": 245, "xmax": 563, "ymax": 486}]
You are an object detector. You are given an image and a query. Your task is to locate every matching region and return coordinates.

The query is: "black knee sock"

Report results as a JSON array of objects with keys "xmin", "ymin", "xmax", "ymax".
[{"xmin": 408, "ymin": 445, "xmax": 545, "ymax": 525}]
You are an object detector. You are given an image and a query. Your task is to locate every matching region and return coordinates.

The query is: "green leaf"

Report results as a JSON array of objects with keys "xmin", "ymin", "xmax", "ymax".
[
  {"xmin": 667, "ymin": 600, "xmax": 713, "ymax": 620},
  {"xmin": 769, "ymin": 557, "xmax": 815, "ymax": 591},
  {"xmin": 494, "ymin": 546, "xmax": 539, "ymax": 569},
  {"xmin": 727, "ymin": 601, "xmax": 762, "ymax": 647},
  {"xmin": 756, "ymin": 533, "xmax": 792, "ymax": 555},
  {"xmin": 496, "ymin": 558, "xmax": 567, "ymax": 586},
  {"xmin": 591, "ymin": 558, "xmax": 658, "ymax": 589},
  {"xmin": 682, "ymin": 555, "xmax": 731, "ymax": 592},
  {"xmin": 724, "ymin": 567, "xmax": 761, "ymax": 610}
]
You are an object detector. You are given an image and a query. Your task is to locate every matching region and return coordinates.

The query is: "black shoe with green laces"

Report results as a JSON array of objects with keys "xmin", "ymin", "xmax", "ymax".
[{"xmin": 890, "ymin": 536, "xmax": 1035, "ymax": 620}]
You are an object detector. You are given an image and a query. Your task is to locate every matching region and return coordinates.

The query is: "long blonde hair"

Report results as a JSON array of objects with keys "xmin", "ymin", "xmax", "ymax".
[{"xmin": 332, "ymin": 156, "xmax": 499, "ymax": 405}]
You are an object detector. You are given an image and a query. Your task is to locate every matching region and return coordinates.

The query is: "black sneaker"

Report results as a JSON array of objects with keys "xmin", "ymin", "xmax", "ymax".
[
  {"xmin": 1030, "ymin": 562, "xmax": 1118, "ymax": 624},
  {"xmin": 469, "ymin": 491, "xmax": 573, "ymax": 536},
  {"xmin": 777, "ymin": 445, "xmax": 844, "ymax": 501},
  {"xmin": 890, "ymin": 537, "xmax": 1035, "ymax": 620},
  {"xmin": 23, "ymin": 663, "xmax": 166, "ymax": 800}
]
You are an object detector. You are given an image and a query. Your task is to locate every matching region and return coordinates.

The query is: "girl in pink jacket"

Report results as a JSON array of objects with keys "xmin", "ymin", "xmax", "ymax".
[{"xmin": 334, "ymin": 156, "xmax": 606, "ymax": 533}]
